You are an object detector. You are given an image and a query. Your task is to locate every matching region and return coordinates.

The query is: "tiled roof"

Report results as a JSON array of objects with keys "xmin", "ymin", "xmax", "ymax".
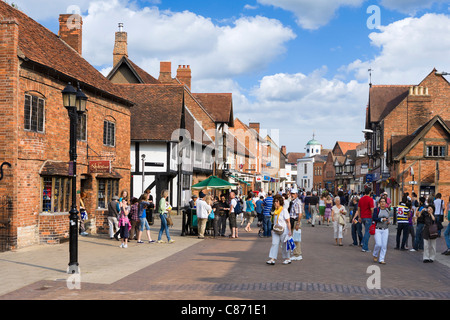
[
  {"xmin": 192, "ymin": 93, "xmax": 233, "ymax": 125},
  {"xmin": 368, "ymin": 85, "xmax": 410, "ymax": 123},
  {"xmin": 117, "ymin": 84, "xmax": 184, "ymax": 141},
  {"xmin": 336, "ymin": 141, "xmax": 360, "ymax": 155},
  {"xmin": 0, "ymin": 2, "xmax": 132, "ymax": 106},
  {"xmin": 286, "ymin": 152, "xmax": 305, "ymax": 163}
]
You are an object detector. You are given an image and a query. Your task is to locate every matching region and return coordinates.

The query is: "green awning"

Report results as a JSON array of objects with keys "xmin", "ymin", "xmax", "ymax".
[
  {"xmin": 191, "ymin": 176, "xmax": 237, "ymax": 190},
  {"xmin": 229, "ymin": 174, "xmax": 251, "ymax": 186}
]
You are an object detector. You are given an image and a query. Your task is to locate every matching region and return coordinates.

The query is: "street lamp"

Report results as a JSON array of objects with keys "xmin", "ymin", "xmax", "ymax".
[{"xmin": 62, "ymin": 82, "xmax": 88, "ymax": 274}]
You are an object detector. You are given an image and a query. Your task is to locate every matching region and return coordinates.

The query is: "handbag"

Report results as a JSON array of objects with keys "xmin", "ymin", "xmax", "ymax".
[
  {"xmin": 428, "ymin": 222, "xmax": 438, "ymax": 239},
  {"xmin": 273, "ymin": 224, "xmax": 284, "ymax": 235},
  {"xmin": 165, "ymin": 213, "xmax": 174, "ymax": 227},
  {"xmin": 369, "ymin": 221, "xmax": 376, "ymax": 235},
  {"xmin": 338, "ymin": 214, "xmax": 346, "ymax": 226},
  {"xmin": 208, "ymin": 209, "xmax": 215, "ymax": 220},
  {"xmin": 272, "ymin": 208, "xmax": 284, "ymax": 235}
]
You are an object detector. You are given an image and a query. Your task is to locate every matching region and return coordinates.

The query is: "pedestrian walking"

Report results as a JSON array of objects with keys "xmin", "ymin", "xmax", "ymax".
[
  {"xmin": 332, "ymin": 197, "xmax": 346, "ymax": 246},
  {"xmin": 310, "ymin": 191, "xmax": 319, "ymax": 226},
  {"xmin": 157, "ymin": 189, "xmax": 175, "ymax": 243},
  {"xmin": 304, "ymin": 191, "xmax": 311, "ymax": 223},
  {"xmin": 372, "ymin": 198, "xmax": 390, "ymax": 264},
  {"xmin": 422, "ymin": 205, "xmax": 437, "ymax": 263},
  {"xmin": 244, "ymin": 192, "xmax": 256, "ymax": 232},
  {"xmin": 128, "ymin": 197, "xmax": 140, "ymax": 240},
  {"xmin": 107, "ymin": 195, "xmax": 120, "ymax": 240},
  {"xmin": 118, "ymin": 199, "xmax": 131, "ymax": 248},
  {"xmin": 229, "ymin": 191, "xmax": 239, "ymax": 239},
  {"xmin": 319, "ymin": 192, "xmax": 326, "ymax": 225},
  {"xmin": 262, "ymin": 191, "xmax": 274, "ymax": 237},
  {"xmin": 350, "ymin": 196, "xmax": 362, "ymax": 246},
  {"xmin": 353, "ymin": 187, "xmax": 374, "ymax": 253},
  {"xmin": 442, "ymin": 197, "xmax": 450, "ymax": 255},
  {"xmin": 196, "ymin": 192, "xmax": 212, "ymax": 239},
  {"xmin": 216, "ymin": 194, "xmax": 230, "ymax": 237},
  {"xmin": 79, "ymin": 191, "xmax": 89, "ymax": 236},
  {"xmin": 136, "ymin": 193, "xmax": 155, "ymax": 244},
  {"xmin": 412, "ymin": 197, "xmax": 426, "ymax": 251},
  {"xmin": 395, "ymin": 201, "xmax": 411, "ymax": 251},
  {"xmin": 324, "ymin": 195, "xmax": 332, "ymax": 226},
  {"xmin": 289, "ymin": 189, "xmax": 302, "ymax": 230},
  {"xmin": 266, "ymin": 194, "xmax": 292, "ymax": 265},
  {"xmin": 433, "ymin": 193, "xmax": 445, "ymax": 237}
]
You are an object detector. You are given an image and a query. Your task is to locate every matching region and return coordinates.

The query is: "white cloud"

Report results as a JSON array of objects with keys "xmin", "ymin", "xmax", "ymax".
[
  {"xmin": 80, "ymin": 0, "xmax": 295, "ymax": 90},
  {"xmin": 256, "ymin": 0, "xmax": 364, "ymax": 29},
  {"xmin": 341, "ymin": 13, "xmax": 450, "ymax": 85},
  {"xmin": 233, "ymin": 68, "xmax": 368, "ymax": 149}
]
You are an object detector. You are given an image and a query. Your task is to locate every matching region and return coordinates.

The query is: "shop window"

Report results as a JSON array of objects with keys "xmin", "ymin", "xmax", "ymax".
[
  {"xmin": 41, "ymin": 176, "xmax": 72, "ymax": 213},
  {"xmin": 97, "ymin": 179, "xmax": 119, "ymax": 209}
]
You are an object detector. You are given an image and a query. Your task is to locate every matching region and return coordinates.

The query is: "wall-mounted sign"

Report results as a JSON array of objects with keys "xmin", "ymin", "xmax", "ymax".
[{"xmin": 89, "ymin": 160, "xmax": 111, "ymax": 174}]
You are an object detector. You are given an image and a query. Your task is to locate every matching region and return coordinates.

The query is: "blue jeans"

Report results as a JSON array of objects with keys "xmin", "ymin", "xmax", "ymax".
[
  {"xmin": 444, "ymin": 223, "xmax": 450, "ymax": 249},
  {"xmin": 305, "ymin": 205, "xmax": 311, "ymax": 220},
  {"xmin": 158, "ymin": 213, "xmax": 171, "ymax": 241},
  {"xmin": 361, "ymin": 218, "xmax": 372, "ymax": 251},
  {"xmin": 414, "ymin": 223, "xmax": 424, "ymax": 250},
  {"xmin": 351, "ymin": 221, "xmax": 363, "ymax": 245},
  {"xmin": 263, "ymin": 215, "xmax": 272, "ymax": 237}
]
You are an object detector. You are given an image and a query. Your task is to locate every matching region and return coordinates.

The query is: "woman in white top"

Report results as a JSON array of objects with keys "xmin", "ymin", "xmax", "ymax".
[
  {"xmin": 332, "ymin": 197, "xmax": 347, "ymax": 246},
  {"xmin": 372, "ymin": 198, "xmax": 390, "ymax": 264},
  {"xmin": 266, "ymin": 194, "xmax": 292, "ymax": 265}
]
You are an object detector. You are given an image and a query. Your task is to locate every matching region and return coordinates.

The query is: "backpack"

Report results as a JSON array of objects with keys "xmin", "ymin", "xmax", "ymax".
[{"xmin": 234, "ymin": 199, "xmax": 242, "ymax": 214}]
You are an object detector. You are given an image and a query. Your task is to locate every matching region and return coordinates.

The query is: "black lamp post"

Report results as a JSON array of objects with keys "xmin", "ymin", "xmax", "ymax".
[{"xmin": 62, "ymin": 82, "xmax": 87, "ymax": 274}]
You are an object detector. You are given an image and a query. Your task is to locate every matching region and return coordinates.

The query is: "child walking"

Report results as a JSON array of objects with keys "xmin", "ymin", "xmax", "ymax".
[
  {"xmin": 291, "ymin": 221, "xmax": 302, "ymax": 261},
  {"xmin": 118, "ymin": 199, "xmax": 131, "ymax": 248}
]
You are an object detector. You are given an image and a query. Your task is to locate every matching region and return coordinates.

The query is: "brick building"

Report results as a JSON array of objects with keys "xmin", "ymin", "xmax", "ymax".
[
  {"xmin": 365, "ymin": 69, "xmax": 450, "ymax": 204},
  {"xmin": 0, "ymin": 4, "xmax": 132, "ymax": 249}
]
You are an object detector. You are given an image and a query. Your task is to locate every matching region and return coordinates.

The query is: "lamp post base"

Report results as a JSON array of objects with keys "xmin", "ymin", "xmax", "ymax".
[{"xmin": 67, "ymin": 263, "xmax": 80, "ymax": 274}]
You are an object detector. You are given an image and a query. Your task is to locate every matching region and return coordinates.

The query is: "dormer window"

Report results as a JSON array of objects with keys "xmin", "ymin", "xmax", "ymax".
[{"xmin": 426, "ymin": 145, "xmax": 445, "ymax": 157}]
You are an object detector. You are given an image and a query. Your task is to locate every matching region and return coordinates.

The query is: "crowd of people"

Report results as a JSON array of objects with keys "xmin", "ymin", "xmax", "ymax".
[
  {"xmin": 103, "ymin": 189, "xmax": 175, "ymax": 248},
  {"xmin": 187, "ymin": 186, "xmax": 449, "ymax": 266},
  {"xmin": 84, "ymin": 185, "xmax": 450, "ymax": 265}
]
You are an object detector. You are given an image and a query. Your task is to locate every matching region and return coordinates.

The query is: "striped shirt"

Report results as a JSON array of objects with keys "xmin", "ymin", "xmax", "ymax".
[{"xmin": 262, "ymin": 196, "xmax": 273, "ymax": 216}]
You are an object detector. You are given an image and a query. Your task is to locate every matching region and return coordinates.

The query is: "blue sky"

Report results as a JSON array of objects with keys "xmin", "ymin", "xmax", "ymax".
[{"xmin": 11, "ymin": 0, "xmax": 450, "ymax": 152}]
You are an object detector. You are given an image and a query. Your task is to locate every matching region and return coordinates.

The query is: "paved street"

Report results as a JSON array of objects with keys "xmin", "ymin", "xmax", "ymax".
[{"xmin": 1, "ymin": 214, "xmax": 449, "ymax": 301}]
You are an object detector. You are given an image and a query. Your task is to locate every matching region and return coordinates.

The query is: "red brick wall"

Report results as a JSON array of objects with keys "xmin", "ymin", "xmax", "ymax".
[
  {"xmin": 0, "ymin": 20, "xmax": 19, "ymax": 249},
  {"xmin": 393, "ymin": 121, "xmax": 449, "ymax": 204},
  {"xmin": 1, "ymin": 58, "xmax": 131, "ymax": 247}
]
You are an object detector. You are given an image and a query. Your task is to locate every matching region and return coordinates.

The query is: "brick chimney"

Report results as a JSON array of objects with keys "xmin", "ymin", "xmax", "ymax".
[
  {"xmin": 59, "ymin": 14, "xmax": 83, "ymax": 55},
  {"xmin": 113, "ymin": 23, "xmax": 128, "ymax": 67},
  {"xmin": 159, "ymin": 61, "xmax": 172, "ymax": 83},
  {"xmin": 176, "ymin": 65, "xmax": 191, "ymax": 90},
  {"xmin": 249, "ymin": 122, "xmax": 260, "ymax": 134},
  {"xmin": 281, "ymin": 145, "xmax": 287, "ymax": 155}
]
